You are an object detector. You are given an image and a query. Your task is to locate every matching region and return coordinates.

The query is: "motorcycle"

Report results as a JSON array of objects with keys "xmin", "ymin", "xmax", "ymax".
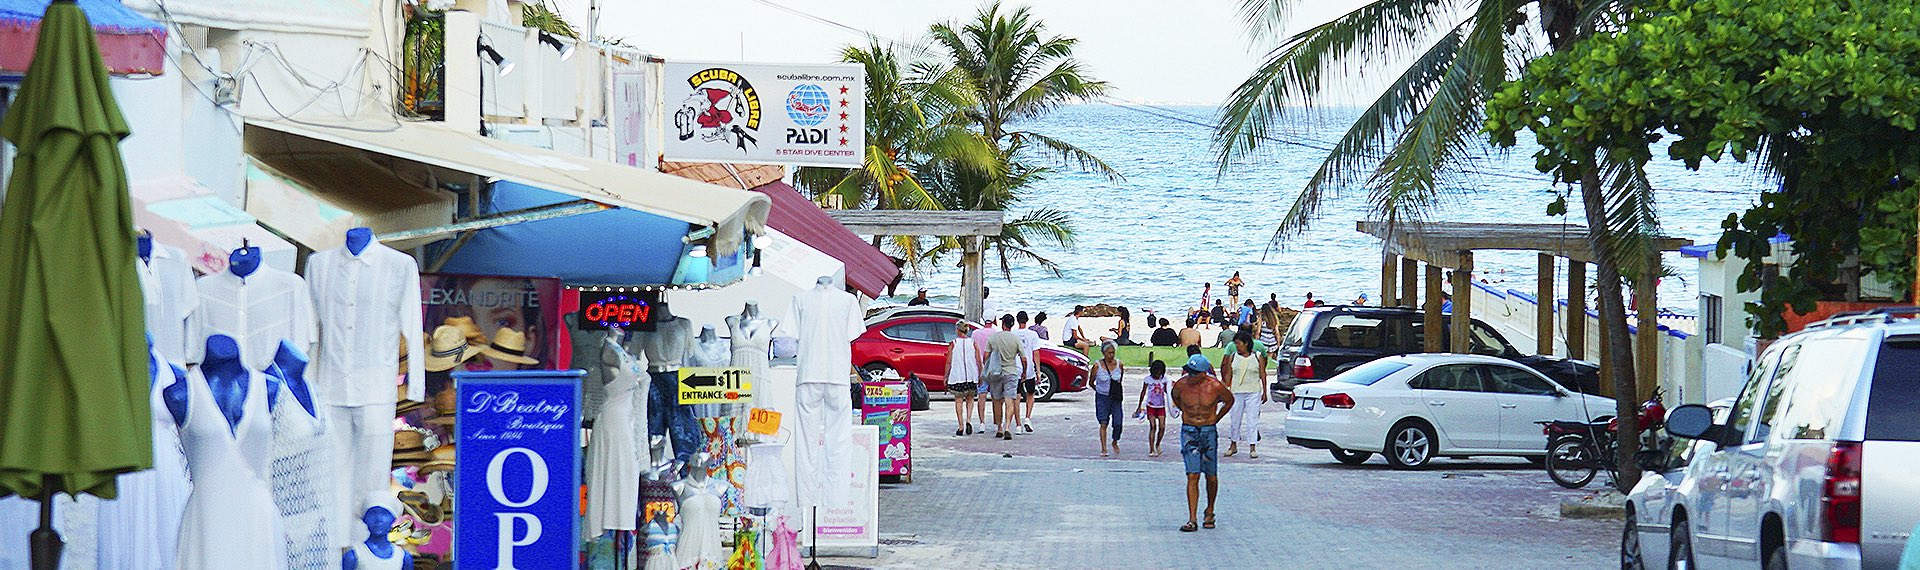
[{"xmin": 1539, "ymin": 388, "xmax": 1667, "ymax": 489}]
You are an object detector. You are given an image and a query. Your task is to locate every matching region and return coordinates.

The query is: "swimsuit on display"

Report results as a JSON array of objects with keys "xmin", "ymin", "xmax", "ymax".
[
  {"xmin": 641, "ymin": 523, "xmax": 678, "ymax": 570},
  {"xmin": 177, "ymin": 366, "xmax": 283, "ymax": 570}
]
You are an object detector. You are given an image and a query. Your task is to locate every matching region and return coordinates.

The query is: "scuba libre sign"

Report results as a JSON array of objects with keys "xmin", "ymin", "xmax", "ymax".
[{"xmin": 663, "ymin": 61, "xmax": 865, "ymax": 168}]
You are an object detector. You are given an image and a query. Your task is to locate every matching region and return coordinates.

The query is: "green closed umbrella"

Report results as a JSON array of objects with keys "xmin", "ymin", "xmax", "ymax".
[{"xmin": 0, "ymin": 0, "xmax": 150, "ymax": 566}]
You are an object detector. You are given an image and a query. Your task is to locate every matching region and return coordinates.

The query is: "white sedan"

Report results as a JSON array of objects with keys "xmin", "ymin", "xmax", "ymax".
[{"xmin": 1284, "ymin": 353, "xmax": 1616, "ymax": 469}]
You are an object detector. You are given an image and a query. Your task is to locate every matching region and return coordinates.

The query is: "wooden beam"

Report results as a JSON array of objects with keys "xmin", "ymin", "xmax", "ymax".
[
  {"xmin": 1567, "ymin": 261, "xmax": 1587, "ymax": 360},
  {"xmin": 1379, "ymin": 253, "xmax": 1397, "ymax": 307},
  {"xmin": 1400, "ymin": 257, "xmax": 1419, "ymax": 309},
  {"xmin": 826, "ymin": 210, "xmax": 1004, "ymax": 237},
  {"xmin": 1635, "ymin": 252, "xmax": 1660, "ymax": 400},
  {"xmin": 1537, "ymin": 253, "xmax": 1555, "ymax": 356},
  {"xmin": 1450, "ymin": 251, "xmax": 1474, "ymax": 354},
  {"xmin": 1425, "ymin": 263, "xmax": 1444, "ymax": 353},
  {"xmin": 960, "ymin": 236, "xmax": 985, "ymax": 322}
]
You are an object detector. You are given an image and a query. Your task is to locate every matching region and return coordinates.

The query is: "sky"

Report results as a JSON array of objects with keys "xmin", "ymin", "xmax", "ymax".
[{"xmin": 560, "ymin": 0, "xmax": 1378, "ymax": 105}]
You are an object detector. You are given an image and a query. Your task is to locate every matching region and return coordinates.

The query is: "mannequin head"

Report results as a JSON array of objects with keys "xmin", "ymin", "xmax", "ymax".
[
  {"xmin": 361, "ymin": 504, "xmax": 396, "ymax": 538},
  {"xmin": 227, "ymin": 246, "xmax": 262, "ymax": 278},
  {"xmin": 137, "ymin": 231, "xmax": 153, "ymax": 261},
  {"xmin": 654, "ymin": 301, "xmax": 673, "ymax": 321},
  {"xmin": 698, "ymin": 325, "xmax": 717, "ymax": 342},
  {"xmin": 742, "ymin": 301, "xmax": 759, "ymax": 317},
  {"xmin": 204, "ymin": 334, "xmax": 242, "ymax": 363},
  {"xmin": 816, "ymin": 276, "xmax": 833, "ymax": 287},
  {"xmin": 345, "ymin": 227, "xmax": 374, "ymax": 256}
]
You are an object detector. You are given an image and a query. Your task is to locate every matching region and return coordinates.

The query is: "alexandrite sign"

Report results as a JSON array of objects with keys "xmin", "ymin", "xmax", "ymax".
[{"xmin": 455, "ymin": 370, "xmax": 584, "ymax": 570}]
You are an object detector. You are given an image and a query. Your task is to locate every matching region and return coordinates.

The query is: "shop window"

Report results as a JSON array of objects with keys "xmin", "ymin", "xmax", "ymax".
[{"xmin": 1702, "ymin": 294, "xmax": 1724, "ymax": 345}]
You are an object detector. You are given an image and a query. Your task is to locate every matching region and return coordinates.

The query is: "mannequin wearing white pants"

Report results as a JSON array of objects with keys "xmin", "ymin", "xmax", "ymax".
[
  {"xmin": 793, "ymin": 383, "xmax": 852, "ymax": 512},
  {"xmin": 326, "ymin": 402, "xmax": 395, "ymax": 542}
]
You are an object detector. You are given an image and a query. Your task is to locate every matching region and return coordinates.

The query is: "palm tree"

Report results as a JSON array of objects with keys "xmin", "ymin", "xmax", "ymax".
[
  {"xmin": 1215, "ymin": 0, "xmax": 1656, "ymax": 490},
  {"xmin": 925, "ymin": 1, "xmax": 1121, "ymax": 277},
  {"xmin": 795, "ymin": 40, "xmax": 999, "ymax": 269}
]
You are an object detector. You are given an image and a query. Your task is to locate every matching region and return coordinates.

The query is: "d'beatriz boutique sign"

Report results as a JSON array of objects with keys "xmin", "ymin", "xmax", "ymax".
[
  {"xmin": 455, "ymin": 370, "xmax": 584, "ymax": 570},
  {"xmin": 662, "ymin": 61, "xmax": 865, "ymax": 168}
]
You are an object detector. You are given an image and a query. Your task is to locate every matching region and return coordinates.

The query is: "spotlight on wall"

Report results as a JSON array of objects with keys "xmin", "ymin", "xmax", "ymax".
[
  {"xmin": 537, "ymin": 31, "xmax": 576, "ymax": 62},
  {"xmin": 477, "ymin": 42, "xmax": 515, "ymax": 77}
]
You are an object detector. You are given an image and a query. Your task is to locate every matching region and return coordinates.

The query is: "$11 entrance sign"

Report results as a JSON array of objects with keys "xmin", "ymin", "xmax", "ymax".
[
  {"xmin": 454, "ymin": 370, "xmax": 584, "ymax": 570},
  {"xmin": 678, "ymin": 367, "xmax": 753, "ymax": 404}
]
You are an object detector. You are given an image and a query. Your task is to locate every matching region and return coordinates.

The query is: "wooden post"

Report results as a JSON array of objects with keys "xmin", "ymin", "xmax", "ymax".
[
  {"xmin": 1379, "ymin": 253, "xmax": 1397, "ymax": 307},
  {"xmin": 1567, "ymin": 261, "xmax": 1587, "ymax": 360},
  {"xmin": 1424, "ymin": 263, "xmax": 1444, "ymax": 353},
  {"xmin": 1400, "ymin": 257, "xmax": 1419, "ymax": 309},
  {"xmin": 1635, "ymin": 252, "xmax": 1661, "ymax": 400},
  {"xmin": 1537, "ymin": 253, "xmax": 1556, "ymax": 356},
  {"xmin": 960, "ymin": 236, "xmax": 984, "ymax": 323},
  {"xmin": 1450, "ymin": 251, "xmax": 1474, "ymax": 354}
]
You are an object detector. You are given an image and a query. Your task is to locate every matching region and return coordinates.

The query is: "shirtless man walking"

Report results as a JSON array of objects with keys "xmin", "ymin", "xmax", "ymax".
[{"xmin": 1171, "ymin": 354, "xmax": 1234, "ymax": 532}]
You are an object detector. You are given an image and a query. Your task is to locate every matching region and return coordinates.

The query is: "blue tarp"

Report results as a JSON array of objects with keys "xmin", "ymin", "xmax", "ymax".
[
  {"xmin": 0, "ymin": 0, "xmax": 165, "ymax": 34},
  {"xmin": 435, "ymin": 181, "xmax": 693, "ymax": 285}
]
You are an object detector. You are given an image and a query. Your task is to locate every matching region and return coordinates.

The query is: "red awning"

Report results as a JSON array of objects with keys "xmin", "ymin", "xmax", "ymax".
[
  {"xmin": 750, "ymin": 182, "xmax": 899, "ymax": 298},
  {"xmin": 1, "ymin": 0, "xmax": 167, "ymax": 77}
]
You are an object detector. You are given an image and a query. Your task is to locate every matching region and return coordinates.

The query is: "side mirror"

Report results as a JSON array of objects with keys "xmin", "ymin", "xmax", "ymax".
[
  {"xmin": 1635, "ymin": 449, "xmax": 1668, "ymax": 472},
  {"xmin": 1664, "ymin": 404, "xmax": 1716, "ymax": 440}
]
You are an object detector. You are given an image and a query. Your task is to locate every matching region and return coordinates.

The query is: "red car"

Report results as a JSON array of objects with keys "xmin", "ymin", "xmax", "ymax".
[{"xmin": 852, "ymin": 315, "xmax": 1090, "ymax": 401}]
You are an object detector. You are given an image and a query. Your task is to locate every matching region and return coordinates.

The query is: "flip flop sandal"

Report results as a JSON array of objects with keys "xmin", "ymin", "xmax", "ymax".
[
  {"xmin": 1180, "ymin": 522, "xmax": 1198, "ymax": 533},
  {"xmin": 1203, "ymin": 514, "xmax": 1216, "ymax": 529}
]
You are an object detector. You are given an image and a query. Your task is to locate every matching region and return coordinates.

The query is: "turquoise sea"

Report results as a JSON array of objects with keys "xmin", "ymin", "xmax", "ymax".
[{"xmin": 891, "ymin": 104, "xmax": 1772, "ymax": 318}]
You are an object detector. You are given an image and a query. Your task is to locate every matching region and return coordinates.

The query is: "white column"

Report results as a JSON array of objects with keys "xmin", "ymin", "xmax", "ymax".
[{"xmin": 445, "ymin": 11, "xmax": 482, "ymax": 135}]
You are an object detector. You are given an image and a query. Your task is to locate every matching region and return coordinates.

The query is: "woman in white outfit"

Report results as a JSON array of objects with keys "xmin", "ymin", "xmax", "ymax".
[{"xmin": 1219, "ymin": 330, "xmax": 1269, "ymax": 459}]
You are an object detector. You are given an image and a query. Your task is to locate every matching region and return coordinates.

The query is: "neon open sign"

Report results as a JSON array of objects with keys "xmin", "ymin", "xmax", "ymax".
[{"xmin": 576, "ymin": 291, "xmax": 660, "ymax": 330}]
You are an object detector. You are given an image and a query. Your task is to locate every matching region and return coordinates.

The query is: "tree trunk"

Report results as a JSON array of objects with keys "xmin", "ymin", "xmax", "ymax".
[{"xmin": 1578, "ymin": 160, "xmax": 1642, "ymax": 493}]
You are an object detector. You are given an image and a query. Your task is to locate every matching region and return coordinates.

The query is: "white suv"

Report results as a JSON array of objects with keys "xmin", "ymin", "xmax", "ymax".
[{"xmin": 1661, "ymin": 309, "xmax": 1920, "ymax": 569}]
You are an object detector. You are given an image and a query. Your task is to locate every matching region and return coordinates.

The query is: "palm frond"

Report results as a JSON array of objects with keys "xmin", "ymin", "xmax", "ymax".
[
  {"xmin": 1237, "ymin": 0, "xmax": 1297, "ymax": 42},
  {"xmin": 1007, "ymin": 131, "xmax": 1123, "ymax": 182},
  {"xmin": 1213, "ymin": 0, "xmax": 1458, "ymax": 167}
]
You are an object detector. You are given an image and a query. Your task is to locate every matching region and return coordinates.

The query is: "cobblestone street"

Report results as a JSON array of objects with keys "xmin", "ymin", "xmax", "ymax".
[{"xmin": 820, "ymin": 394, "xmax": 1620, "ymax": 569}]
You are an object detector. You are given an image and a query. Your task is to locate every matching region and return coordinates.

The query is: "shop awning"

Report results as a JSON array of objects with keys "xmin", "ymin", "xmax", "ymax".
[
  {"xmin": 432, "ymin": 180, "xmax": 695, "ymax": 286},
  {"xmin": 749, "ymin": 181, "xmax": 898, "ymax": 297},
  {"xmin": 243, "ymin": 118, "xmax": 771, "ymax": 254},
  {"xmin": 0, "ymin": 0, "xmax": 165, "ymax": 77}
]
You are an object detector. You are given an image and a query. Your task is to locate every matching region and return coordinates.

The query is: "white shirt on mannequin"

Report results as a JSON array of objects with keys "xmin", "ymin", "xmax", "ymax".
[
  {"xmin": 306, "ymin": 242, "xmax": 426, "ymax": 405},
  {"xmin": 787, "ymin": 280, "xmax": 863, "ymax": 385},
  {"xmin": 196, "ymin": 267, "xmax": 317, "ymax": 369},
  {"xmin": 138, "ymin": 243, "xmax": 199, "ymax": 363}
]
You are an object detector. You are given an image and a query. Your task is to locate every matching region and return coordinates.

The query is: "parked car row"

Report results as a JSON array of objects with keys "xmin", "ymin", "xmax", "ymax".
[
  {"xmin": 1271, "ymin": 306, "xmax": 1602, "ymax": 396},
  {"xmin": 852, "ymin": 313, "xmax": 1090, "ymax": 401}
]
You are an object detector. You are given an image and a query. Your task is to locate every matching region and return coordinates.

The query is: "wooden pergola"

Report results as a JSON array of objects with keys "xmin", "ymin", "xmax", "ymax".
[
  {"xmin": 828, "ymin": 210, "xmax": 1005, "ymax": 321},
  {"xmin": 1357, "ymin": 221, "xmax": 1693, "ymax": 397}
]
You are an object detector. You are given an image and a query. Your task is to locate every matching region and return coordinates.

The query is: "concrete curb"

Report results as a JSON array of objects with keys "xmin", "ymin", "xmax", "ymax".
[{"xmin": 1559, "ymin": 490, "xmax": 1628, "ymax": 520}]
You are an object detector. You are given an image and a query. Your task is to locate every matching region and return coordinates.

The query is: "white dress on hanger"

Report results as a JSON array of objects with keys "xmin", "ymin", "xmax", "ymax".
[
  {"xmin": 728, "ymin": 318, "xmax": 772, "ymax": 408},
  {"xmin": 674, "ymin": 481, "xmax": 724, "ymax": 569},
  {"xmin": 585, "ymin": 341, "xmax": 645, "ymax": 534},
  {"xmin": 176, "ymin": 367, "xmax": 282, "ymax": 570},
  {"xmin": 93, "ymin": 352, "xmax": 193, "ymax": 570}
]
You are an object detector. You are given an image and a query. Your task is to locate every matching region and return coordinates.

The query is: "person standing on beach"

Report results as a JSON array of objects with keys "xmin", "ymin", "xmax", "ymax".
[
  {"xmin": 985, "ymin": 315, "xmax": 1027, "ymax": 440},
  {"xmin": 1219, "ymin": 331, "xmax": 1269, "ymax": 459},
  {"xmin": 1199, "ymin": 283, "xmax": 1212, "ymax": 319},
  {"xmin": 1172, "ymin": 354, "xmax": 1233, "ymax": 532},
  {"xmin": 908, "ymin": 288, "xmax": 931, "ymax": 306},
  {"xmin": 982, "ymin": 286, "xmax": 999, "ymax": 323},
  {"xmin": 1225, "ymin": 271, "xmax": 1245, "ymax": 307},
  {"xmin": 1091, "ymin": 341, "xmax": 1126, "ymax": 456},
  {"xmin": 1014, "ymin": 311, "xmax": 1042, "ymax": 433},
  {"xmin": 1137, "ymin": 358, "xmax": 1172, "ymax": 456},
  {"xmin": 1303, "ymin": 292, "xmax": 1320, "ymax": 308},
  {"xmin": 1236, "ymin": 300, "xmax": 1255, "ymax": 327},
  {"xmin": 945, "ymin": 321, "xmax": 982, "ymax": 435}
]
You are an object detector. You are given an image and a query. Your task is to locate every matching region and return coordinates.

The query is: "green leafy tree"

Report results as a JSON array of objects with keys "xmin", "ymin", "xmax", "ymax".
[
  {"xmin": 795, "ymin": 40, "xmax": 1000, "ymax": 269},
  {"xmin": 1487, "ymin": 0, "xmax": 1920, "ymax": 489},
  {"xmin": 926, "ymin": 1, "xmax": 1121, "ymax": 277}
]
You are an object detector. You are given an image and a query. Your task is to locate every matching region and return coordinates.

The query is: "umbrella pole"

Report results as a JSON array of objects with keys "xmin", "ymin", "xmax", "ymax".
[{"xmin": 29, "ymin": 475, "xmax": 61, "ymax": 570}]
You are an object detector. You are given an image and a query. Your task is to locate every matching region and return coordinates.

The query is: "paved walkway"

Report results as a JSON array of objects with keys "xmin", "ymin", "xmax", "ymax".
[{"xmin": 819, "ymin": 393, "xmax": 1620, "ymax": 569}]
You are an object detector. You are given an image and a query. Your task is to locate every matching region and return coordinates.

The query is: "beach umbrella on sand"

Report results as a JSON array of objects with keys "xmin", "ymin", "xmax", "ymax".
[{"xmin": 0, "ymin": 0, "xmax": 151, "ymax": 567}]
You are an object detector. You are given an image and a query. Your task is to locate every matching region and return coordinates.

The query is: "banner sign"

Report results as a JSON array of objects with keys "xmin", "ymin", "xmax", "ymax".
[
  {"xmin": 455, "ymin": 370, "xmax": 585, "ymax": 570},
  {"xmin": 575, "ymin": 290, "xmax": 660, "ymax": 331},
  {"xmin": 862, "ymin": 381, "xmax": 912, "ymax": 478},
  {"xmin": 608, "ymin": 53, "xmax": 652, "ymax": 168},
  {"xmin": 814, "ymin": 425, "xmax": 880, "ymax": 550},
  {"xmin": 421, "ymin": 273, "xmax": 563, "ymax": 377},
  {"xmin": 677, "ymin": 367, "xmax": 753, "ymax": 404},
  {"xmin": 662, "ymin": 61, "xmax": 865, "ymax": 167}
]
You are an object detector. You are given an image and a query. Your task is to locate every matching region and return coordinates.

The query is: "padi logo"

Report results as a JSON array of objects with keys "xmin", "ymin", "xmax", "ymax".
[{"xmin": 673, "ymin": 68, "xmax": 761, "ymax": 152}]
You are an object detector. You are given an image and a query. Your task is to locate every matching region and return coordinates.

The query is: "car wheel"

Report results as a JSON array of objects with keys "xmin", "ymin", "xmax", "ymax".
[
  {"xmin": 1331, "ymin": 449, "xmax": 1373, "ymax": 466},
  {"xmin": 1034, "ymin": 367, "xmax": 1059, "ymax": 402},
  {"xmin": 1383, "ymin": 421, "xmax": 1435, "ymax": 469},
  {"xmin": 1621, "ymin": 509, "xmax": 1645, "ymax": 570},
  {"xmin": 860, "ymin": 362, "xmax": 895, "ymax": 381},
  {"xmin": 1668, "ymin": 518, "xmax": 1694, "ymax": 570}
]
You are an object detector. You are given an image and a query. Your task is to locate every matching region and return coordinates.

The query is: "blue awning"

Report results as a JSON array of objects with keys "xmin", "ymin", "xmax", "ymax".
[{"xmin": 434, "ymin": 181, "xmax": 695, "ymax": 286}]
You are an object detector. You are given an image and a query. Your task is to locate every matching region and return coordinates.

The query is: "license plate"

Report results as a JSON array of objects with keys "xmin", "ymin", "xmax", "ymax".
[{"xmin": 1300, "ymin": 398, "xmax": 1315, "ymax": 410}]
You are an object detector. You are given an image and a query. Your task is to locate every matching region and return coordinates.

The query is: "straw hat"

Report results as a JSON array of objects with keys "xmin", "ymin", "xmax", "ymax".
[
  {"xmin": 426, "ymin": 388, "xmax": 459, "ymax": 426},
  {"xmin": 479, "ymin": 327, "xmax": 539, "ymax": 365},
  {"xmin": 424, "ymin": 325, "xmax": 482, "ymax": 372},
  {"xmin": 391, "ymin": 431, "xmax": 432, "ymax": 464},
  {"xmin": 443, "ymin": 316, "xmax": 489, "ymax": 345},
  {"xmin": 418, "ymin": 443, "xmax": 456, "ymax": 475}
]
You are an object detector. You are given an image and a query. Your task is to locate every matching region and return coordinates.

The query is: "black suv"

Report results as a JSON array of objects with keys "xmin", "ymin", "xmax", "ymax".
[{"xmin": 1271, "ymin": 306, "xmax": 1599, "ymax": 394}]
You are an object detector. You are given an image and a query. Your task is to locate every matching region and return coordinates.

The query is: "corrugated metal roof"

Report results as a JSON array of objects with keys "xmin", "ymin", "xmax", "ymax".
[{"xmin": 750, "ymin": 181, "xmax": 899, "ymax": 298}]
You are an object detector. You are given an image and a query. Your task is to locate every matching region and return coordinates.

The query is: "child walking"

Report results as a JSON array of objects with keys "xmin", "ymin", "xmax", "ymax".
[{"xmin": 1136, "ymin": 357, "xmax": 1172, "ymax": 457}]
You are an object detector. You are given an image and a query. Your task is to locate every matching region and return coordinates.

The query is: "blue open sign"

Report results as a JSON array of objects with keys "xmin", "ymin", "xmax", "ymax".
[{"xmin": 455, "ymin": 370, "xmax": 584, "ymax": 570}]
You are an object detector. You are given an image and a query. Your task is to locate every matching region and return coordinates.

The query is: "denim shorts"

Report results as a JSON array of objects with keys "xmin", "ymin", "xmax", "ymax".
[{"xmin": 1180, "ymin": 424, "xmax": 1219, "ymax": 475}]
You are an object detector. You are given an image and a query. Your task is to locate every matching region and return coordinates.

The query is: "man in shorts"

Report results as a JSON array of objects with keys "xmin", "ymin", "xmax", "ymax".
[
  {"xmin": 984, "ymin": 314, "xmax": 1028, "ymax": 440},
  {"xmin": 1171, "ymin": 354, "xmax": 1234, "ymax": 532},
  {"xmin": 1014, "ymin": 311, "xmax": 1042, "ymax": 433}
]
